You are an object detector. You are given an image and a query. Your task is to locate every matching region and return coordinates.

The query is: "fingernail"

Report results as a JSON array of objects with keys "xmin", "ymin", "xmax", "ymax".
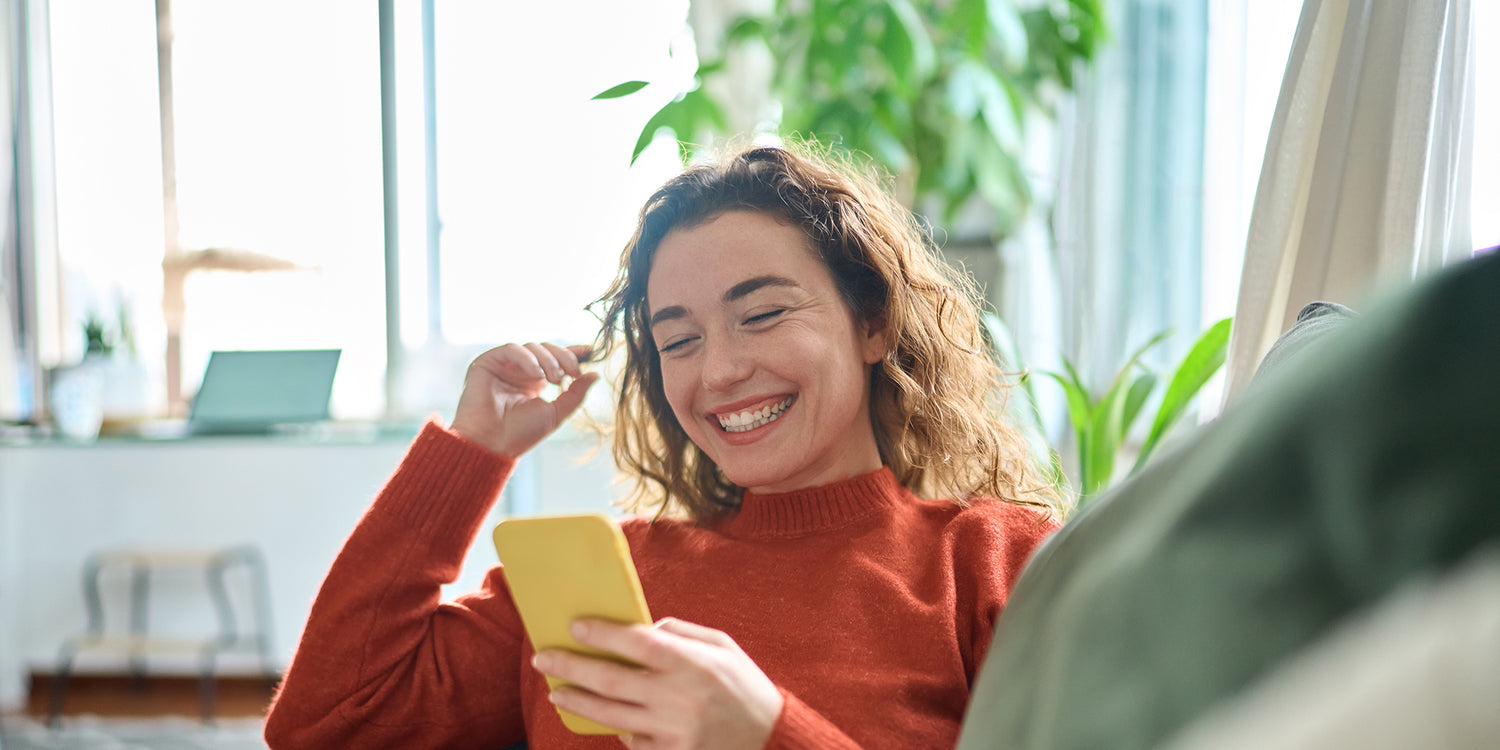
[
  {"xmin": 547, "ymin": 690, "xmax": 560, "ymax": 704},
  {"xmin": 570, "ymin": 620, "xmax": 588, "ymax": 640},
  {"xmin": 532, "ymin": 653, "xmax": 550, "ymax": 672}
]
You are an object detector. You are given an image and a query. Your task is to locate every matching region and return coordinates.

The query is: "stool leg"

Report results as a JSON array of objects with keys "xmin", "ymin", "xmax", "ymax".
[
  {"xmin": 249, "ymin": 548, "xmax": 278, "ymax": 686},
  {"xmin": 202, "ymin": 555, "xmax": 239, "ymax": 726},
  {"xmin": 198, "ymin": 648, "xmax": 219, "ymax": 726},
  {"xmin": 47, "ymin": 644, "xmax": 77, "ymax": 729},
  {"xmin": 129, "ymin": 562, "xmax": 150, "ymax": 692}
]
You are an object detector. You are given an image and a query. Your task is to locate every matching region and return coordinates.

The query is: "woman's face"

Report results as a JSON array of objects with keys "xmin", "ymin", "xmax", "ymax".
[{"xmin": 646, "ymin": 210, "xmax": 886, "ymax": 495}]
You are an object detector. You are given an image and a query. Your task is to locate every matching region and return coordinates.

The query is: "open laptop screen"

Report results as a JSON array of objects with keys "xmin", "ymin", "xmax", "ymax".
[{"xmin": 189, "ymin": 349, "xmax": 341, "ymax": 434}]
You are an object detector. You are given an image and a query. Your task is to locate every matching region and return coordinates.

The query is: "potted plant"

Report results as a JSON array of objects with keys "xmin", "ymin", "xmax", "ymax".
[
  {"xmin": 598, "ymin": 0, "xmax": 1106, "ymax": 244},
  {"xmin": 985, "ymin": 312, "xmax": 1234, "ymax": 507}
]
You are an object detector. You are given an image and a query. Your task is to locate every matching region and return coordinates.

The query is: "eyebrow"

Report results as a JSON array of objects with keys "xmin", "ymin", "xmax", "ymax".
[
  {"xmin": 648, "ymin": 275, "xmax": 800, "ymax": 329},
  {"xmin": 725, "ymin": 275, "xmax": 798, "ymax": 302}
]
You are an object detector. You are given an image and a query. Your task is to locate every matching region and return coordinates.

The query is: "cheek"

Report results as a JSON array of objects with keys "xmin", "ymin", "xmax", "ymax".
[{"xmin": 658, "ymin": 363, "xmax": 697, "ymax": 428}]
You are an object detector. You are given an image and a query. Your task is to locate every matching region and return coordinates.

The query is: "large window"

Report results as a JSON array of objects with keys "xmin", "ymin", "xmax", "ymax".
[
  {"xmin": 45, "ymin": 0, "xmax": 386, "ymax": 417},
  {"xmin": 14, "ymin": 0, "xmax": 1497, "ymax": 425},
  {"xmin": 37, "ymin": 0, "xmax": 690, "ymax": 422},
  {"xmin": 387, "ymin": 0, "xmax": 691, "ymax": 416}
]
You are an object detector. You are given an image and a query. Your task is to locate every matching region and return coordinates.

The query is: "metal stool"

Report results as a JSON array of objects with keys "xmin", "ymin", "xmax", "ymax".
[{"xmin": 47, "ymin": 545, "xmax": 276, "ymax": 726}]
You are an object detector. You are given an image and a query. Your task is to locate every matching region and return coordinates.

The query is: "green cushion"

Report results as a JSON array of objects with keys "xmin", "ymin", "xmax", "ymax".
[{"xmin": 958, "ymin": 252, "xmax": 1500, "ymax": 750}]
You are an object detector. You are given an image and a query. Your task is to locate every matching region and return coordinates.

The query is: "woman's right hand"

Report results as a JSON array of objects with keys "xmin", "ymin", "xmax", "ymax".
[{"xmin": 449, "ymin": 342, "xmax": 600, "ymax": 458}]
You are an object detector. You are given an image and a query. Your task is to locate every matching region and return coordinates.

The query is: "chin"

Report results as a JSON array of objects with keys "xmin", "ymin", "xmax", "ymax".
[
  {"xmin": 715, "ymin": 458, "xmax": 796, "ymax": 494},
  {"xmin": 721, "ymin": 467, "xmax": 785, "ymax": 492}
]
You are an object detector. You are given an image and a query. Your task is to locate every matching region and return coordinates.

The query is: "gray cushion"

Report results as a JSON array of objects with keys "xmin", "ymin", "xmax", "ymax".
[
  {"xmin": 1251, "ymin": 301, "xmax": 1357, "ymax": 385},
  {"xmin": 957, "ymin": 252, "xmax": 1500, "ymax": 750}
]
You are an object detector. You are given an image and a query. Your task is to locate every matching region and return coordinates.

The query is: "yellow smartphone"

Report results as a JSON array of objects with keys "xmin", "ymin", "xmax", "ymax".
[{"xmin": 492, "ymin": 514, "xmax": 653, "ymax": 735}]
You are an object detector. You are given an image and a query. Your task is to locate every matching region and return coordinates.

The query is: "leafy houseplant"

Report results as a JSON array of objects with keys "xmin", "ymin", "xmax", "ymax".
[
  {"xmin": 985, "ymin": 315, "xmax": 1234, "ymax": 507},
  {"xmin": 597, "ymin": 0, "xmax": 1106, "ymax": 241},
  {"xmin": 83, "ymin": 314, "xmax": 115, "ymax": 357}
]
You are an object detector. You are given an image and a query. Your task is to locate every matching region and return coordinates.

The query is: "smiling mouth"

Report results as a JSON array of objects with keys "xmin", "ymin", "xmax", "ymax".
[{"xmin": 715, "ymin": 395, "xmax": 796, "ymax": 433}]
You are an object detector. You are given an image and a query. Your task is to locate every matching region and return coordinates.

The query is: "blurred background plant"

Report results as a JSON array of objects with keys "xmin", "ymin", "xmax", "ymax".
[
  {"xmin": 985, "ymin": 314, "xmax": 1233, "ymax": 507},
  {"xmin": 598, "ymin": 0, "xmax": 1106, "ymax": 242},
  {"xmin": 82, "ymin": 314, "xmax": 115, "ymax": 357},
  {"xmin": 80, "ymin": 301, "xmax": 138, "ymax": 360}
]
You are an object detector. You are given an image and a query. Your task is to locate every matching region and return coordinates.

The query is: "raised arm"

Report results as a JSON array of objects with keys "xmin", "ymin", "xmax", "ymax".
[{"xmin": 264, "ymin": 343, "xmax": 597, "ymax": 749}]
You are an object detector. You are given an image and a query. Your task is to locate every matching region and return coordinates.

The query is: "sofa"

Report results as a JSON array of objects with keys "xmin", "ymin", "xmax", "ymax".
[{"xmin": 958, "ymin": 250, "xmax": 1500, "ymax": 749}]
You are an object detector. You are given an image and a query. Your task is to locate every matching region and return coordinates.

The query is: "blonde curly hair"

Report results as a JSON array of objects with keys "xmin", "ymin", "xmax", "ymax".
[{"xmin": 592, "ymin": 142, "xmax": 1060, "ymax": 521}]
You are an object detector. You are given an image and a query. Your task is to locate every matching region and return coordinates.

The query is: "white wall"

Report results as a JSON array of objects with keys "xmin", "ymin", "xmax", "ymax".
[{"xmin": 0, "ymin": 425, "xmax": 622, "ymax": 710}]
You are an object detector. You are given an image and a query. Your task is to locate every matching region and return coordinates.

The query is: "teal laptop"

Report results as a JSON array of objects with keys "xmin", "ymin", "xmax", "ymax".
[{"xmin": 188, "ymin": 349, "xmax": 340, "ymax": 435}]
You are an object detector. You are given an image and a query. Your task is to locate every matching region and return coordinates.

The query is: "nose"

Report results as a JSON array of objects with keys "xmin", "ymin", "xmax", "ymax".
[{"xmin": 700, "ymin": 334, "xmax": 752, "ymax": 392}]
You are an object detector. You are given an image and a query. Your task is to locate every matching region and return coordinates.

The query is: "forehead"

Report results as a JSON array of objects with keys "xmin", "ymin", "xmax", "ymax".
[{"xmin": 646, "ymin": 210, "xmax": 831, "ymax": 307}]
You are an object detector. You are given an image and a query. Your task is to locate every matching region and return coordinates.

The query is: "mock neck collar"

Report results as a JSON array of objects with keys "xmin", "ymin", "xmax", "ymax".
[{"xmin": 717, "ymin": 467, "xmax": 907, "ymax": 539}]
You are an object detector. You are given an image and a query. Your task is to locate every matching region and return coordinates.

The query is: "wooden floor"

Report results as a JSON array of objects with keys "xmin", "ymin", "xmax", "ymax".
[{"xmin": 16, "ymin": 673, "xmax": 277, "ymax": 721}]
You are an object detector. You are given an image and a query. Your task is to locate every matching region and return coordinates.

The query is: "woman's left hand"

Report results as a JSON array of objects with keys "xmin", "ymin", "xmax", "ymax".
[{"xmin": 533, "ymin": 618, "xmax": 784, "ymax": 750}]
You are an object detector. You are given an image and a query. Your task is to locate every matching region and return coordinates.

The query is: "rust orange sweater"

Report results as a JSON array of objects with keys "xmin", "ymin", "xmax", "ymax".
[{"xmin": 264, "ymin": 422, "xmax": 1057, "ymax": 749}]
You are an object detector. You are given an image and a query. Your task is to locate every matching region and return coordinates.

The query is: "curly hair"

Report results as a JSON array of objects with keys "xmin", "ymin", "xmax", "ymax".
[{"xmin": 592, "ymin": 141, "xmax": 1060, "ymax": 521}]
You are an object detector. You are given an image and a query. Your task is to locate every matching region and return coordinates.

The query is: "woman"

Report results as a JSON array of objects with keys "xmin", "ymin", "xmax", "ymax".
[{"xmin": 264, "ymin": 144, "xmax": 1061, "ymax": 749}]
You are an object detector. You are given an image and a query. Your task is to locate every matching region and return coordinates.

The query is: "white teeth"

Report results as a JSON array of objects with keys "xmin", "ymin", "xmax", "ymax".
[{"xmin": 716, "ymin": 396, "xmax": 793, "ymax": 433}]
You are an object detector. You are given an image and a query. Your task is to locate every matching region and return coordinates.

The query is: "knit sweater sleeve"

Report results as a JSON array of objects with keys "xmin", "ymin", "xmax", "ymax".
[
  {"xmin": 263, "ymin": 421, "xmax": 527, "ymax": 750},
  {"xmin": 757, "ymin": 689, "xmax": 864, "ymax": 749},
  {"xmin": 953, "ymin": 502, "xmax": 1061, "ymax": 681}
]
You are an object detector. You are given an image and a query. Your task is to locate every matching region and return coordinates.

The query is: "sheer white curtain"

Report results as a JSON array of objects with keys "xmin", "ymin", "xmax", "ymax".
[
  {"xmin": 1, "ymin": 0, "xmax": 17, "ymax": 422},
  {"xmin": 1223, "ymin": 0, "xmax": 1475, "ymax": 400}
]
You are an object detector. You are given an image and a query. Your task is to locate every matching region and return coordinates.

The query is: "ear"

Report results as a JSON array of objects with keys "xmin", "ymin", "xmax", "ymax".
[{"xmin": 860, "ymin": 315, "xmax": 888, "ymax": 366}]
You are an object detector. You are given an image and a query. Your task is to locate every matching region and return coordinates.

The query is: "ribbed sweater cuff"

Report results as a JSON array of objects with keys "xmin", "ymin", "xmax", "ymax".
[
  {"xmin": 764, "ymin": 689, "xmax": 861, "ymax": 750},
  {"xmin": 369, "ymin": 420, "xmax": 516, "ymax": 553}
]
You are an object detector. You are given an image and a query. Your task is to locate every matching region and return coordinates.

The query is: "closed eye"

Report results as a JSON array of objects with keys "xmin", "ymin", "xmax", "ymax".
[
  {"xmin": 659, "ymin": 336, "xmax": 697, "ymax": 354},
  {"xmin": 746, "ymin": 309, "xmax": 785, "ymax": 325}
]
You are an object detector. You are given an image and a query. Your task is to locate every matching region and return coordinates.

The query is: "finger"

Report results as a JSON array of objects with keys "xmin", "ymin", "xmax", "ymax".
[
  {"xmin": 652, "ymin": 617, "xmax": 738, "ymax": 649},
  {"xmin": 534, "ymin": 649, "xmax": 654, "ymax": 706},
  {"xmin": 566, "ymin": 343, "xmax": 598, "ymax": 364},
  {"xmin": 473, "ymin": 343, "xmax": 546, "ymax": 381},
  {"xmin": 550, "ymin": 371, "xmax": 599, "ymax": 422},
  {"xmin": 546, "ymin": 685, "xmax": 655, "ymax": 737},
  {"xmin": 523, "ymin": 342, "xmax": 565, "ymax": 384},
  {"xmin": 572, "ymin": 619, "xmax": 686, "ymax": 672},
  {"xmin": 541, "ymin": 341, "xmax": 584, "ymax": 379},
  {"xmin": 467, "ymin": 345, "xmax": 551, "ymax": 399}
]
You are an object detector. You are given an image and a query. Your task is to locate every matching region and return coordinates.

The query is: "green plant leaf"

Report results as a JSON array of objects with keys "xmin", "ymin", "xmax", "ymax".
[
  {"xmin": 1134, "ymin": 317, "xmax": 1233, "ymax": 472},
  {"xmin": 1081, "ymin": 408, "xmax": 1117, "ymax": 497},
  {"xmin": 884, "ymin": 0, "xmax": 936, "ymax": 88},
  {"xmin": 1067, "ymin": 0, "xmax": 1110, "ymax": 57},
  {"xmin": 1042, "ymin": 371, "xmax": 1091, "ymax": 436},
  {"xmin": 971, "ymin": 63, "xmax": 1023, "ymax": 151},
  {"xmin": 724, "ymin": 16, "xmax": 771, "ymax": 45},
  {"xmin": 591, "ymin": 80, "xmax": 649, "ymax": 100},
  {"xmin": 983, "ymin": 0, "xmax": 1029, "ymax": 68},
  {"xmin": 971, "ymin": 127, "xmax": 1024, "ymax": 227},
  {"xmin": 863, "ymin": 120, "xmax": 912, "ymax": 174},
  {"xmin": 962, "ymin": 0, "xmax": 991, "ymax": 57},
  {"xmin": 1121, "ymin": 370, "xmax": 1157, "ymax": 437},
  {"xmin": 1075, "ymin": 330, "xmax": 1170, "ymax": 497},
  {"xmin": 944, "ymin": 63, "xmax": 984, "ymax": 119},
  {"xmin": 1060, "ymin": 357, "xmax": 1090, "ymax": 402},
  {"xmin": 630, "ymin": 102, "xmax": 676, "ymax": 165},
  {"xmin": 628, "ymin": 87, "xmax": 729, "ymax": 165}
]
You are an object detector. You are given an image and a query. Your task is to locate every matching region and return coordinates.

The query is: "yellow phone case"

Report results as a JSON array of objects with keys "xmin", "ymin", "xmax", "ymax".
[{"xmin": 492, "ymin": 514, "xmax": 653, "ymax": 735}]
